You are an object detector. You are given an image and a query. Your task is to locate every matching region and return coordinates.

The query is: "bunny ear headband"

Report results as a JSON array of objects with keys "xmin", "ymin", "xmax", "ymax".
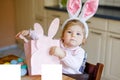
[{"xmin": 62, "ymin": 0, "xmax": 99, "ymax": 38}]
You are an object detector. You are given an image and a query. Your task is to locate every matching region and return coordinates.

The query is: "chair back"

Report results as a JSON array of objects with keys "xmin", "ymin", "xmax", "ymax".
[
  {"xmin": 63, "ymin": 62, "xmax": 104, "ymax": 80},
  {"xmin": 84, "ymin": 62, "xmax": 104, "ymax": 80}
]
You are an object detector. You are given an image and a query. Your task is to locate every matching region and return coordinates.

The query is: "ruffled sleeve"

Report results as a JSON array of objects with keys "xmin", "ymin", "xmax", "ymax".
[{"xmin": 60, "ymin": 48, "xmax": 85, "ymax": 73}]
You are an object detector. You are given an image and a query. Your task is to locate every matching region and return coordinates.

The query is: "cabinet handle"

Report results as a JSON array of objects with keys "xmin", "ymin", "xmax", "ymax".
[
  {"xmin": 110, "ymin": 35, "xmax": 120, "ymax": 40},
  {"xmin": 91, "ymin": 31, "xmax": 102, "ymax": 35},
  {"xmin": 86, "ymin": 21, "xmax": 91, "ymax": 24},
  {"xmin": 35, "ymin": 18, "xmax": 43, "ymax": 21},
  {"xmin": 52, "ymin": 15, "xmax": 60, "ymax": 18}
]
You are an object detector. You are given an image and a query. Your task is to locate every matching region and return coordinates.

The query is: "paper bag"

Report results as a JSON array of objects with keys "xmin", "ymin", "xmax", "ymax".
[
  {"xmin": 24, "ymin": 39, "xmax": 60, "ymax": 75},
  {"xmin": 19, "ymin": 18, "xmax": 60, "ymax": 75}
]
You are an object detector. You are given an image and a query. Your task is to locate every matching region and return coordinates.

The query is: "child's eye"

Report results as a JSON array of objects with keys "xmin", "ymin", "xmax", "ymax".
[
  {"xmin": 67, "ymin": 31, "xmax": 72, "ymax": 34},
  {"xmin": 76, "ymin": 33, "xmax": 81, "ymax": 35}
]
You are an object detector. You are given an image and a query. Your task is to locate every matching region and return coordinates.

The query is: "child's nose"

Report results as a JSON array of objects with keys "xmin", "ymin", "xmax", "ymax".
[{"xmin": 72, "ymin": 33, "xmax": 76, "ymax": 37}]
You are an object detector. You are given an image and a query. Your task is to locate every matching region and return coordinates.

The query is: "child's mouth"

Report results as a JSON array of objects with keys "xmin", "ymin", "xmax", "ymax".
[{"xmin": 70, "ymin": 39, "xmax": 76, "ymax": 42}]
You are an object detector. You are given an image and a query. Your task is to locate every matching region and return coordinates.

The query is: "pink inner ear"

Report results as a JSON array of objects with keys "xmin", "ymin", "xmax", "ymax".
[
  {"xmin": 84, "ymin": 0, "xmax": 98, "ymax": 18},
  {"xmin": 68, "ymin": 0, "xmax": 81, "ymax": 15}
]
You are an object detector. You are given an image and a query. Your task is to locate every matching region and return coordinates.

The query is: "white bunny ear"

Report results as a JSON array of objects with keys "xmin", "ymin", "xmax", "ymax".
[
  {"xmin": 79, "ymin": 0, "xmax": 99, "ymax": 21},
  {"xmin": 48, "ymin": 18, "xmax": 60, "ymax": 38},
  {"xmin": 67, "ymin": 0, "xmax": 81, "ymax": 18},
  {"xmin": 34, "ymin": 23, "xmax": 44, "ymax": 36}
]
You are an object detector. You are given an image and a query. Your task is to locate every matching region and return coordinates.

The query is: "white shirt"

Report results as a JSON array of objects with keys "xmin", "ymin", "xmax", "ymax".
[{"xmin": 60, "ymin": 41, "xmax": 86, "ymax": 74}]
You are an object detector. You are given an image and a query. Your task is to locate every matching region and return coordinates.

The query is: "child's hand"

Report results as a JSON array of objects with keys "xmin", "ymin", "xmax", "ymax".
[
  {"xmin": 49, "ymin": 46, "xmax": 66, "ymax": 59},
  {"xmin": 16, "ymin": 30, "xmax": 29, "ymax": 39}
]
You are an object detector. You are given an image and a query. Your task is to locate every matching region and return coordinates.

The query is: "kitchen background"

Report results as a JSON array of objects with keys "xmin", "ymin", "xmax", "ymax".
[{"xmin": 0, "ymin": 0, "xmax": 120, "ymax": 80}]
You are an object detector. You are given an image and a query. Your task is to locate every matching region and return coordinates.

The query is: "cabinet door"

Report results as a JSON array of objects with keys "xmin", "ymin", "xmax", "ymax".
[
  {"xmin": 105, "ymin": 33, "xmax": 120, "ymax": 80},
  {"xmin": 46, "ymin": 10, "xmax": 68, "ymax": 26},
  {"xmin": 15, "ymin": 0, "xmax": 35, "ymax": 48},
  {"xmin": 15, "ymin": 0, "xmax": 35, "ymax": 32},
  {"xmin": 34, "ymin": 0, "xmax": 44, "ymax": 17},
  {"xmin": 83, "ymin": 29, "xmax": 106, "ymax": 64}
]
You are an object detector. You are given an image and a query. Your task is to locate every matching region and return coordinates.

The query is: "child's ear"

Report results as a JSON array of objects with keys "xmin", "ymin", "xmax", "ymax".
[
  {"xmin": 61, "ymin": 36, "xmax": 64, "ymax": 43},
  {"xmin": 82, "ymin": 38, "xmax": 86, "ymax": 45}
]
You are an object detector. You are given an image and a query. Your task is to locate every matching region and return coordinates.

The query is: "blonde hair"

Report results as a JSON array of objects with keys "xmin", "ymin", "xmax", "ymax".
[{"xmin": 61, "ymin": 20, "xmax": 86, "ymax": 45}]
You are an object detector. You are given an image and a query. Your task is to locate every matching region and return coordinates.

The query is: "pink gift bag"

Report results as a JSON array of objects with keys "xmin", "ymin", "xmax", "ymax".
[{"xmin": 18, "ymin": 18, "xmax": 60, "ymax": 75}]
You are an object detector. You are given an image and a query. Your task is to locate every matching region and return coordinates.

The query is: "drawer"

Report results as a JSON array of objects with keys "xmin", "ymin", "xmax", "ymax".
[
  {"xmin": 87, "ymin": 17, "xmax": 108, "ymax": 31},
  {"xmin": 46, "ymin": 10, "xmax": 68, "ymax": 23},
  {"xmin": 35, "ymin": 17, "xmax": 45, "ymax": 26},
  {"xmin": 108, "ymin": 20, "xmax": 120, "ymax": 34}
]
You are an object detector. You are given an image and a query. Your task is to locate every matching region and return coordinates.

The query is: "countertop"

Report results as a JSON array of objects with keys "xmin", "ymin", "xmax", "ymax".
[{"xmin": 45, "ymin": 5, "xmax": 120, "ymax": 21}]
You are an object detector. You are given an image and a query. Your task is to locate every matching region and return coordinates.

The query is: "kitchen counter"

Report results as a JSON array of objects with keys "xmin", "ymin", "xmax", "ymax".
[{"xmin": 45, "ymin": 6, "xmax": 120, "ymax": 21}]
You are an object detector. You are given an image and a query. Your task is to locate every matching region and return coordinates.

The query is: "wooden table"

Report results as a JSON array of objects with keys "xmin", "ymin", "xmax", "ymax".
[
  {"xmin": 0, "ymin": 55, "xmax": 89, "ymax": 80},
  {"xmin": 0, "ymin": 55, "xmax": 75, "ymax": 80},
  {"xmin": 22, "ymin": 75, "xmax": 75, "ymax": 80}
]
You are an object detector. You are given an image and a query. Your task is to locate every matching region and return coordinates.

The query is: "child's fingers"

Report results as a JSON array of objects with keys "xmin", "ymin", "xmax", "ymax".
[
  {"xmin": 21, "ymin": 30, "xmax": 29, "ymax": 36},
  {"xmin": 15, "ymin": 32, "xmax": 22, "ymax": 39},
  {"xmin": 49, "ymin": 47, "xmax": 54, "ymax": 55},
  {"xmin": 15, "ymin": 30, "xmax": 29, "ymax": 39},
  {"xmin": 49, "ymin": 46, "xmax": 56, "ymax": 55}
]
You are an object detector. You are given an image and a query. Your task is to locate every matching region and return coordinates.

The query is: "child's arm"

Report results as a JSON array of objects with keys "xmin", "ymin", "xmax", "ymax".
[
  {"xmin": 49, "ymin": 46, "xmax": 66, "ymax": 59},
  {"xmin": 16, "ymin": 29, "xmax": 40, "ymax": 42},
  {"xmin": 61, "ymin": 50, "xmax": 85, "ymax": 73},
  {"xmin": 15, "ymin": 30, "xmax": 29, "ymax": 42}
]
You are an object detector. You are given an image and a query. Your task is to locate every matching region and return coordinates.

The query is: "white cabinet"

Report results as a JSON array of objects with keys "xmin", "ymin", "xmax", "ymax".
[
  {"xmin": 105, "ymin": 33, "xmax": 120, "ymax": 80},
  {"xmin": 104, "ymin": 20, "xmax": 120, "ymax": 80},
  {"xmin": 83, "ymin": 18, "xmax": 120, "ymax": 80},
  {"xmin": 81, "ymin": 18, "xmax": 107, "ymax": 79},
  {"xmin": 83, "ymin": 28, "xmax": 106, "ymax": 64},
  {"xmin": 82, "ymin": 17, "xmax": 107, "ymax": 64}
]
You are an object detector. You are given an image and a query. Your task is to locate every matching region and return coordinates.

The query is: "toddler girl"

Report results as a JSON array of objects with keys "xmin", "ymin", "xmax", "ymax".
[
  {"xmin": 49, "ymin": 19, "xmax": 87, "ymax": 74},
  {"xmin": 49, "ymin": 0, "xmax": 99, "ymax": 74}
]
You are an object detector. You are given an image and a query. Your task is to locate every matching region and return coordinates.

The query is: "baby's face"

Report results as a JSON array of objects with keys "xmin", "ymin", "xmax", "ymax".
[{"xmin": 62, "ymin": 25, "xmax": 84, "ymax": 48}]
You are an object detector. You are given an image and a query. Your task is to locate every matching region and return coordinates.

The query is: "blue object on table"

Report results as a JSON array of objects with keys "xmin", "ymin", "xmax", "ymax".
[
  {"xmin": 21, "ymin": 68, "xmax": 27, "ymax": 76},
  {"xmin": 10, "ymin": 60, "xmax": 18, "ymax": 64},
  {"xmin": 18, "ymin": 58, "xmax": 24, "ymax": 63},
  {"xmin": 21, "ymin": 64, "xmax": 27, "ymax": 69}
]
